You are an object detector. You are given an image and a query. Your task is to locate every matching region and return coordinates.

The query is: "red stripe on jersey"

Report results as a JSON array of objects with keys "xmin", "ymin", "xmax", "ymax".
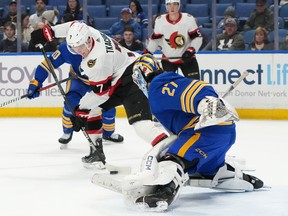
[
  {"xmin": 165, "ymin": 13, "xmax": 182, "ymax": 25},
  {"xmin": 87, "ymin": 115, "xmax": 102, "ymax": 122},
  {"xmin": 151, "ymin": 32, "xmax": 163, "ymax": 40},
  {"xmin": 188, "ymin": 28, "xmax": 202, "ymax": 40},
  {"xmin": 89, "ymin": 75, "xmax": 113, "ymax": 96},
  {"xmin": 108, "ymin": 78, "xmax": 122, "ymax": 97},
  {"xmin": 151, "ymin": 133, "xmax": 168, "ymax": 147},
  {"xmin": 70, "ymin": 20, "xmax": 78, "ymax": 26},
  {"xmin": 162, "ymin": 53, "xmax": 183, "ymax": 64},
  {"xmin": 86, "ymin": 129, "xmax": 103, "ymax": 135},
  {"xmin": 89, "ymin": 75, "xmax": 113, "ymax": 86}
]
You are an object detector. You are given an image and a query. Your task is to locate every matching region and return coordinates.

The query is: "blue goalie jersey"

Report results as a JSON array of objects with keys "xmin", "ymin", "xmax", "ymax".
[{"xmin": 148, "ymin": 72, "xmax": 235, "ymax": 135}]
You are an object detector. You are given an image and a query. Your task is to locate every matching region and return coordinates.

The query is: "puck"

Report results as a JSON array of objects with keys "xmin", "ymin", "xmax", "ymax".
[{"xmin": 110, "ymin": 171, "xmax": 118, "ymax": 175}]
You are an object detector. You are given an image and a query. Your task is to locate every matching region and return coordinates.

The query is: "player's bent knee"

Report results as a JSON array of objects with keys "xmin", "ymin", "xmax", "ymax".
[{"xmin": 132, "ymin": 120, "xmax": 167, "ymax": 145}]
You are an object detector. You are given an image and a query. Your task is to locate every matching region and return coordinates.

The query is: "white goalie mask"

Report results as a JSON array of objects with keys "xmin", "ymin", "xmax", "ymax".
[{"xmin": 66, "ymin": 22, "xmax": 91, "ymax": 52}]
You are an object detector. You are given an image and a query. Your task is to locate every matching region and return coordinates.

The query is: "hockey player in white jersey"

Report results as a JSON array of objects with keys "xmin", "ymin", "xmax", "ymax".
[
  {"xmin": 144, "ymin": 0, "xmax": 203, "ymax": 79},
  {"xmin": 30, "ymin": 21, "xmax": 168, "ymax": 167}
]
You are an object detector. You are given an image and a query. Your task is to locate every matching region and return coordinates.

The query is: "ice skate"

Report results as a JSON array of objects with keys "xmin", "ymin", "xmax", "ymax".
[
  {"xmin": 103, "ymin": 133, "xmax": 124, "ymax": 143},
  {"xmin": 135, "ymin": 181, "xmax": 179, "ymax": 212},
  {"xmin": 243, "ymin": 173, "xmax": 264, "ymax": 189},
  {"xmin": 82, "ymin": 138, "xmax": 106, "ymax": 169},
  {"xmin": 58, "ymin": 133, "xmax": 73, "ymax": 149}
]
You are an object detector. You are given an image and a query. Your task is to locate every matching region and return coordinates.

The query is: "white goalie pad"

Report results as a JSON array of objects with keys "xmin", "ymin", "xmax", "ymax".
[
  {"xmin": 140, "ymin": 135, "xmax": 177, "ymax": 172},
  {"xmin": 91, "ymin": 136, "xmax": 178, "ymax": 201},
  {"xmin": 195, "ymin": 96, "xmax": 239, "ymax": 130},
  {"xmin": 225, "ymin": 155, "xmax": 256, "ymax": 172},
  {"xmin": 122, "ymin": 161, "xmax": 188, "ymax": 206},
  {"xmin": 187, "ymin": 162, "xmax": 256, "ymax": 192}
]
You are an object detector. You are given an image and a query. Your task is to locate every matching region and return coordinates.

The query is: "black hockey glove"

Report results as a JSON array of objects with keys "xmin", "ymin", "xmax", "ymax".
[
  {"xmin": 70, "ymin": 107, "xmax": 90, "ymax": 132},
  {"xmin": 182, "ymin": 47, "xmax": 196, "ymax": 63},
  {"xmin": 30, "ymin": 25, "xmax": 55, "ymax": 47},
  {"xmin": 27, "ymin": 79, "xmax": 42, "ymax": 99}
]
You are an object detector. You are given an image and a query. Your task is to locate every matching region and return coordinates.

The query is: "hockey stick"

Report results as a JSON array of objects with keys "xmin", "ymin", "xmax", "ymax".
[
  {"xmin": 37, "ymin": 44, "xmax": 130, "ymax": 175},
  {"xmin": 222, "ymin": 71, "xmax": 249, "ymax": 98},
  {"xmin": 0, "ymin": 77, "xmax": 72, "ymax": 108}
]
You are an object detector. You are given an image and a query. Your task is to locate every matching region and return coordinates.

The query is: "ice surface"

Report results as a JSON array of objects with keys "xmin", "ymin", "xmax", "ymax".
[{"xmin": 0, "ymin": 118, "xmax": 287, "ymax": 216}]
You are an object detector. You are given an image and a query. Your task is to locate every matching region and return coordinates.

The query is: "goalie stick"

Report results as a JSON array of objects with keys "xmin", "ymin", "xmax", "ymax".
[
  {"xmin": 38, "ymin": 44, "xmax": 130, "ymax": 175},
  {"xmin": 0, "ymin": 77, "xmax": 72, "ymax": 108},
  {"xmin": 222, "ymin": 71, "xmax": 249, "ymax": 98}
]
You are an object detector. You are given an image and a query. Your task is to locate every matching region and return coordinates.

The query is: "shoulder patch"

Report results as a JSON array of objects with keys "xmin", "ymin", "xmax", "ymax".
[
  {"xmin": 187, "ymin": 13, "xmax": 192, "ymax": 17},
  {"xmin": 51, "ymin": 50, "xmax": 61, "ymax": 60},
  {"xmin": 87, "ymin": 58, "xmax": 97, "ymax": 68}
]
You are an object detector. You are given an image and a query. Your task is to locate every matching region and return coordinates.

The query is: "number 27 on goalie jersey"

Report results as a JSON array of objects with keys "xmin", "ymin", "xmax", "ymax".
[{"xmin": 148, "ymin": 72, "xmax": 232, "ymax": 134}]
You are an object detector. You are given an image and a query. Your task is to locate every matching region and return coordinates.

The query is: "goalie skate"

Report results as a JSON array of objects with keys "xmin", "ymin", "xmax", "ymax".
[
  {"xmin": 135, "ymin": 200, "xmax": 168, "ymax": 212},
  {"xmin": 188, "ymin": 163, "xmax": 265, "ymax": 192},
  {"xmin": 135, "ymin": 182, "xmax": 179, "ymax": 212}
]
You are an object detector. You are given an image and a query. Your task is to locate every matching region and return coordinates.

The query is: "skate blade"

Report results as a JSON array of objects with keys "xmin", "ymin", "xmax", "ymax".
[
  {"xmin": 135, "ymin": 201, "xmax": 168, "ymax": 212},
  {"xmin": 102, "ymin": 139, "xmax": 124, "ymax": 144},
  {"xmin": 260, "ymin": 184, "xmax": 272, "ymax": 190},
  {"xmin": 83, "ymin": 162, "xmax": 106, "ymax": 170}
]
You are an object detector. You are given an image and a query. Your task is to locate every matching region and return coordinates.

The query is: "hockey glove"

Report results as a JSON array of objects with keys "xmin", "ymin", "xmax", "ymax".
[
  {"xmin": 195, "ymin": 96, "xmax": 239, "ymax": 130},
  {"xmin": 27, "ymin": 79, "xmax": 42, "ymax": 99},
  {"xmin": 182, "ymin": 47, "xmax": 196, "ymax": 63},
  {"xmin": 70, "ymin": 107, "xmax": 91, "ymax": 132},
  {"xmin": 30, "ymin": 25, "xmax": 55, "ymax": 46}
]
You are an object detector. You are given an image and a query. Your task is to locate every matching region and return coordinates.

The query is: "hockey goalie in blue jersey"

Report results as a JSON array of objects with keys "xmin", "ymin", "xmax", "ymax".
[
  {"xmin": 121, "ymin": 55, "xmax": 265, "ymax": 211},
  {"xmin": 27, "ymin": 42, "xmax": 124, "ymax": 165}
]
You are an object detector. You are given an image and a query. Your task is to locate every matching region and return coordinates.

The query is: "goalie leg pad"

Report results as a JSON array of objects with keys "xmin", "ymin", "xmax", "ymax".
[
  {"xmin": 132, "ymin": 120, "xmax": 167, "ymax": 145},
  {"xmin": 122, "ymin": 160, "xmax": 188, "ymax": 211},
  {"xmin": 188, "ymin": 163, "xmax": 263, "ymax": 192}
]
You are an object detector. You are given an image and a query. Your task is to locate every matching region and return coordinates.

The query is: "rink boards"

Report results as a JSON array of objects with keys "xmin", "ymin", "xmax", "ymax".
[{"xmin": 0, "ymin": 52, "xmax": 287, "ymax": 119}]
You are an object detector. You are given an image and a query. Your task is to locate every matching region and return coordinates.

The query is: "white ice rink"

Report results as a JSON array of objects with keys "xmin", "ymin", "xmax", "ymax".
[{"xmin": 0, "ymin": 118, "xmax": 288, "ymax": 216}]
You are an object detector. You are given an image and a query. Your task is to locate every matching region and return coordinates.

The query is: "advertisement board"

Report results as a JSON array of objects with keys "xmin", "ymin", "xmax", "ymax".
[{"xmin": 0, "ymin": 52, "xmax": 287, "ymax": 118}]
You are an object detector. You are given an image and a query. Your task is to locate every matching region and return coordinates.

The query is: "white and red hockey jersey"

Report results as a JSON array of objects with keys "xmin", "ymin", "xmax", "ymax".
[
  {"xmin": 147, "ymin": 13, "xmax": 203, "ymax": 63},
  {"xmin": 52, "ymin": 22, "xmax": 140, "ymax": 110}
]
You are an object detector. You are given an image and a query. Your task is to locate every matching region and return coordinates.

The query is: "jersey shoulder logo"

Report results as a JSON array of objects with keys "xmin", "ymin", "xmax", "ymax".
[
  {"xmin": 87, "ymin": 58, "xmax": 97, "ymax": 68},
  {"xmin": 52, "ymin": 50, "xmax": 61, "ymax": 60},
  {"xmin": 165, "ymin": 31, "xmax": 185, "ymax": 49}
]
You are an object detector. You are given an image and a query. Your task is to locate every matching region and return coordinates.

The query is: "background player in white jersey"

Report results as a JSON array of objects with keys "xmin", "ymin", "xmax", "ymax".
[
  {"xmin": 119, "ymin": 56, "xmax": 265, "ymax": 211},
  {"xmin": 30, "ymin": 21, "xmax": 168, "ymax": 167},
  {"xmin": 144, "ymin": 0, "xmax": 203, "ymax": 80}
]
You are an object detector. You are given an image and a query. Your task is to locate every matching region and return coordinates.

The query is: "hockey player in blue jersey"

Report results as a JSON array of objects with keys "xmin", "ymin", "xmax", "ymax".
[
  {"xmin": 121, "ymin": 55, "xmax": 265, "ymax": 211},
  {"xmin": 27, "ymin": 42, "xmax": 124, "ymax": 162}
]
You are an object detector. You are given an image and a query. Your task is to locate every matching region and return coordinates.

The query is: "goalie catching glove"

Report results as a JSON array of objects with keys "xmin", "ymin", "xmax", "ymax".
[{"xmin": 195, "ymin": 96, "xmax": 239, "ymax": 130}]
